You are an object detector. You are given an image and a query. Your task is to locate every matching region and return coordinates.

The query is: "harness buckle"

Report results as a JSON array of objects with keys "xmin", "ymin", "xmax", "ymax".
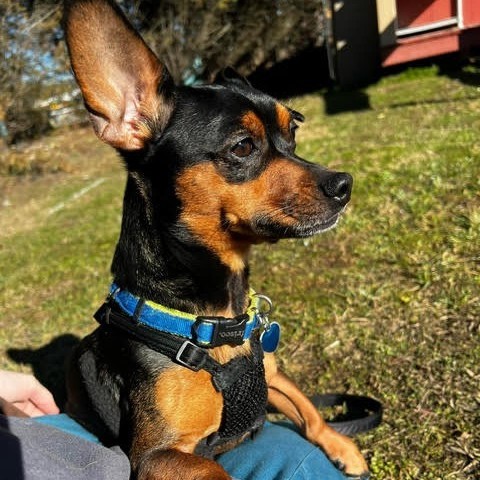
[
  {"xmin": 175, "ymin": 340, "xmax": 209, "ymax": 371},
  {"xmin": 193, "ymin": 314, "xmax": 248, "ymax": 347}
]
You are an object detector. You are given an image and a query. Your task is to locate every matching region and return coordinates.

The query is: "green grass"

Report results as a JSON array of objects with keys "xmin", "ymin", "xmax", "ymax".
[{"xmin": 1, "ymin": 62, "xmax": 479, "ymax": 479}]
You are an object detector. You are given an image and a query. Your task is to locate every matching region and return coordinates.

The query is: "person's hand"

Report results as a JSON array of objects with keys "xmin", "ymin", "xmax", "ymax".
[{"xmin": 0, "ymin": 370, "xmax": 60, "ymax": 417}]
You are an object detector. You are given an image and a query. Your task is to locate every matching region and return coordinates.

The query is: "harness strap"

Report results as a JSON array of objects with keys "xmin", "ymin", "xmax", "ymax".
[{"xmin": 94, "ymin": 301, "xmax": 252, "ymax": 392}]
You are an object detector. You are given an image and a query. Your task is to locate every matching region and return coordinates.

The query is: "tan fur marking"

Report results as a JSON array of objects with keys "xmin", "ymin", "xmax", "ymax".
[
  {"xmin": 276, "ymin": 103, "xmax": 291, "ymax": 134},
  {"xmin": 177, "ymin": 158, "xmax": 324, "ymax": 271},
  {"xmin": 263, "ymin": 352, "xmax": 278, "ymax": 384},
  {"xmin": 176, "ymin": 165, "xmax": 248, "ymax": 273},
  {"xmin": 155, "ymin": 368, "xmax": 223, "ymax": 453},
  {"xmin": 241, "ymin": 111, "xmax": 266, "ymax": 139},
  {"xmin": 210, "ymin": 341, "xmax": 252, "ymax": 365}
]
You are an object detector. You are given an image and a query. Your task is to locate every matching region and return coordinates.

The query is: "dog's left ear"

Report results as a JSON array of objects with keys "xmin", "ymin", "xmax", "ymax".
[{"xmin": 63, "ymin": 0, "xmax": 174, "ymax": 151}]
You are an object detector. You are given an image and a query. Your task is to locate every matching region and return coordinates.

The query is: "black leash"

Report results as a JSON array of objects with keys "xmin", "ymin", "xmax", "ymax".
[{"xmin": 310, "ymin": 393, "xmax": 383, "ymax": 436}]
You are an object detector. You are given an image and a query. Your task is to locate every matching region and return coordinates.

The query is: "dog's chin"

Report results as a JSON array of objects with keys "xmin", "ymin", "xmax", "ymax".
[
  {"xmin": 288, "ymin": 213, "xmax": 341, "ymax": 237},
  {"xmin": 250, "ymin": 211, "xmax": 342, "ymax": 241}
]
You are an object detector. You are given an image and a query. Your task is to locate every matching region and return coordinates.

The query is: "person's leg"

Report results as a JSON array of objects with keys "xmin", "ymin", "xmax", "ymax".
[
  {"xmin": 1, "ymin": 414, "xmax": 130, "ymax": 480},
  {"xmin": 217, "ymin": 422, "xmax": 347, "ymax": 480}
]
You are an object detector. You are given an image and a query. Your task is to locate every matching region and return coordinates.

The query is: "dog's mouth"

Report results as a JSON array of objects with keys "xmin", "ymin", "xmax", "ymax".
[
  {"xmin": 245, "ymin": 208, "xmax": 344, "ymax": 241},
  {"xmin": 223, "ymin": 193, "xmax": 348, "ymax": 243},
  {"xmin": 291, "ymin": 212, "xmax": 341, "ymax": 236}
]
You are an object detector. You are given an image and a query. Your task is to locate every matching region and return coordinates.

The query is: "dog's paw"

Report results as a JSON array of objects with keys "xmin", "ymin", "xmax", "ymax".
[
  {"xmin": 332, "ymin": 457, "xmax": 369, "ymax": 479},
  {"xmin": 317, "ymin": 429, "xmax": 369, "ymax": 478}
]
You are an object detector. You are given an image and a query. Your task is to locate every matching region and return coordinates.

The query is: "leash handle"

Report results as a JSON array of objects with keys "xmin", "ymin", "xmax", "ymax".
[{"xmin": 310, "ymin": 394, "xmax": 383, "ymax": 436}]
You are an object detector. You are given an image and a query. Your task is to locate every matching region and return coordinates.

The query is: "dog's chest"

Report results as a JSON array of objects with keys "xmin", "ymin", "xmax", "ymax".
[
  {"xmin": 195, "ymin": 336, "xmax": 268, "ymax": 457},
  {"xmin": 154, "ymin": 336, "xmax": 268, "ymax": 458}
]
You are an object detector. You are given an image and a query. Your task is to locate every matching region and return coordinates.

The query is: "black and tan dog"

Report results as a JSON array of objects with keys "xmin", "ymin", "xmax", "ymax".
[{"xmin": 63, "ymin": 1, "xmax": 369, "ymax": 478}]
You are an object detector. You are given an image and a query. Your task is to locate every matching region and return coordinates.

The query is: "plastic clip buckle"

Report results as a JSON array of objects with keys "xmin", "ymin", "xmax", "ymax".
[{"xmin": 193, "ymin": 314, "xmax": 248, "ymax": 347}]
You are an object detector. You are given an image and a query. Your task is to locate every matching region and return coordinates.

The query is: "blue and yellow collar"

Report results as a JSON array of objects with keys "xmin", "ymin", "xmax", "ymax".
[{"xmin": 105, "ymin": 283, "xmax": 262, "ymax": 347}]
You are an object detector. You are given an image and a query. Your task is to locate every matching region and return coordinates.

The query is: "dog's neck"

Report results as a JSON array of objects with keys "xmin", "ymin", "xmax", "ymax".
[{"xmin": 110, "ymin": 175, "xmax": 251, "ymax": 317}]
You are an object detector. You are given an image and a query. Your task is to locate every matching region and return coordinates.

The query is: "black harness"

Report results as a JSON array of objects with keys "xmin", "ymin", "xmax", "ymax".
[{"xmin": 94, "ymin": 298, "xmax": 268, "ymax": 457}]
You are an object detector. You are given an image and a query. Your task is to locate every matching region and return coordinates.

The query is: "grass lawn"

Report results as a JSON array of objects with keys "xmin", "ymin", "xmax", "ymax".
[{"xmin": 1, "ymin": 62, "xmax": 479, "ymax": 479}]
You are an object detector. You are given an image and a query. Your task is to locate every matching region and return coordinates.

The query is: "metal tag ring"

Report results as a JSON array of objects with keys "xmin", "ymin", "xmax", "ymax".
[{"xmin": 253, "ymin": 294, "xmax": 273, "ymax": 316}]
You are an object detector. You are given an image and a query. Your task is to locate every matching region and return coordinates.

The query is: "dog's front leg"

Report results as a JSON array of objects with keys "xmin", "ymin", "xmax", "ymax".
[
  {"xmin": 128, "ymin": 366, "xmax": 232, "ymax": 480},
  {"xmin": 265, "ymin": 354, "xmax": 369, "ymax": 477},
  {"xmin": 134, "ymin": 449, "xmax": 231, "ymax": 480}
]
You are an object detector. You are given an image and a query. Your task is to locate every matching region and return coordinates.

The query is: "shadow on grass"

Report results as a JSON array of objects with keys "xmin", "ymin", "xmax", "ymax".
[
  {"xmin": 322, "ymin": 55, "xmax": 480, "ymax": 115},
  {"xmin": 7, "ymin": 334, "xmax": 80, "ymax": 409},
  {"xmin": 437, "ymin": 51, "xmax": 480, "ymax": 87},
  {"xmin": 323, "ymin": 89, "xmax": 372, "ymax": 115}
]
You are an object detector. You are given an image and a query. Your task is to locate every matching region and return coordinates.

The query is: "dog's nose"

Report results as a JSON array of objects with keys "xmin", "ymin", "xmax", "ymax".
[{"xmin": 320, "ymin": 172, "xmax": 353, "ymax": 206}]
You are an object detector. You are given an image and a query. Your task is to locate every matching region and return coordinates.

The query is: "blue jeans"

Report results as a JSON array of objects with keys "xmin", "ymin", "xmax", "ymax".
[{"xmin": 218, "ymin": 421, "xmax": 347, "ymax": 480}]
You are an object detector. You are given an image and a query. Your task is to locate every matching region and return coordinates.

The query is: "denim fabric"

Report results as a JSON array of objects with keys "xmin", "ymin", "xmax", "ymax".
[{"xmin": 218, "ymin": 422, "xmax": 347, "ymax": 480}]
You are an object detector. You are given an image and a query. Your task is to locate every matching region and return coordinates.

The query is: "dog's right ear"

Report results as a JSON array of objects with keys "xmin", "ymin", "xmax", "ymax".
[
  {"xmin": 63, "ymin": 0, "xmax": 174, "ymax": 151},
  {"xmin": 217, "ymin": 67, "xmax": 252, "ymax": 89}
]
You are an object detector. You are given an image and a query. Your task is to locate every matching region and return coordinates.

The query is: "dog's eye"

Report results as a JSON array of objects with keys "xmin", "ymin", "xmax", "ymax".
[{"xmin": 231, "ymin": 138, "xmax": 255, "ymax": 158}]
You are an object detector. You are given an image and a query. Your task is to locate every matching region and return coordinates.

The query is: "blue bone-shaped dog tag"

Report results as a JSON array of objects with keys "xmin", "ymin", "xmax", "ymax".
[{"xmin": 260, "ymin": 322, "xmax": 281, "ymax": 353}]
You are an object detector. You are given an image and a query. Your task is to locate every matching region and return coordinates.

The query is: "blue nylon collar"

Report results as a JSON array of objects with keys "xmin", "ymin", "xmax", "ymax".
[{"xmin": 108, "ymin": 283, "xmax": 261, "ymax": 347}]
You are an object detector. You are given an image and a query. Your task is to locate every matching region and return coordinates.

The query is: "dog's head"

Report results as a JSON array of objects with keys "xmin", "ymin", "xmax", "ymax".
[{"xmin": 64, "ymin": 0, "xmax": 352, "ymax": 273}]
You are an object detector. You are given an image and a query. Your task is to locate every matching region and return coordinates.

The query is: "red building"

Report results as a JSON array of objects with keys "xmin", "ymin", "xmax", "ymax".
[
  {"xmin": 326, "ymin": 0, "xmax": 480, "ymax": 86},
  {"xmin": 380, "ymin": 0, "xmax": 480, "ymax": 66}
]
